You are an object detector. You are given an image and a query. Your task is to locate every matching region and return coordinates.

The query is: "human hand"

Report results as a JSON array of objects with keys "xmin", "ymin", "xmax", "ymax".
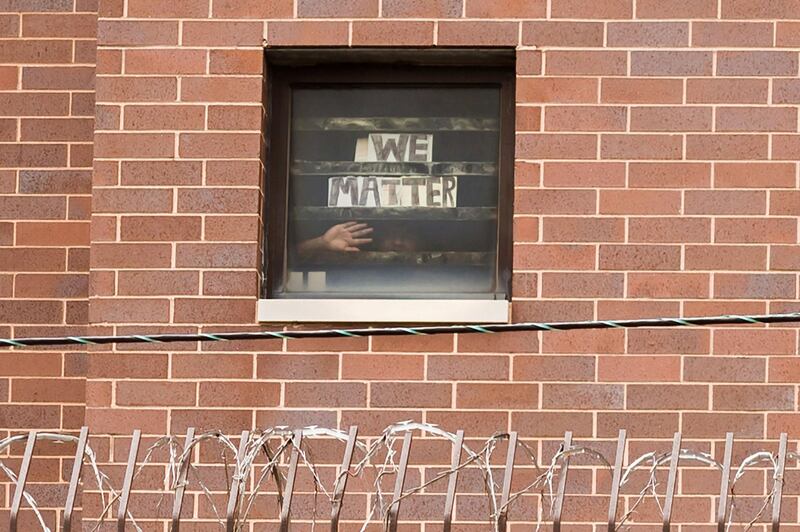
[{"xmin": 320, "ymin": 221, "xmax": 373, "ymax": 252}]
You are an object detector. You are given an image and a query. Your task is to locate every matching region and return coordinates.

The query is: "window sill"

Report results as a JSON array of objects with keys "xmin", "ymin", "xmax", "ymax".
[{"xmin": 257, "ymin": 299, "xmax": 509, "ymax": 324}]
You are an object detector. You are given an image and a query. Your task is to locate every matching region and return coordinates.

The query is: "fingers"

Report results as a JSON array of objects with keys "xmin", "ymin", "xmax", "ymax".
[
  {"xmin": 350, "ymin": 227, "xmax": 373, "ymax": 237},
  {"xmin": 344, "ymin": 246, "xmax": 360, "ymax": 252},
  {"xmin": 346, "ymin": 222, "xmax": 369, "ymax": 232},
  {"xmin": 336, "ymin": 221, "xmax": 359, "ymax": 230},
  {"xmin": 349, "ymin": 238, "xmax": 373, "ymax": 245}
]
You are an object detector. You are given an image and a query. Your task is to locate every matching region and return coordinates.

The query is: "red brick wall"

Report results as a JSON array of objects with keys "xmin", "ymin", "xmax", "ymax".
[{"xmin": 3, "ymin": 0, "xmax": 800, "ymax": 528}]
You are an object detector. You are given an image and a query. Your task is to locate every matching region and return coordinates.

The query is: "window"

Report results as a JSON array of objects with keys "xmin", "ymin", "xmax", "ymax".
[{"xmin": 262, "ymin": 55, "xmax": 514, "ymax": 322}]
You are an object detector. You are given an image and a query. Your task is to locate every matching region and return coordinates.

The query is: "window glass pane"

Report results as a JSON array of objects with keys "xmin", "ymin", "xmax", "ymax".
[{"xmin": 277, "ymin": 85, "xmax": 502, "ymax": 299}]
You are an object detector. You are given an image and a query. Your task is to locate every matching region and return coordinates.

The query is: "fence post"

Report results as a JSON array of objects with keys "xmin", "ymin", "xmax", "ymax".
[
  {"xmin": 552, "ymin": 431, "xmax": 573, "ymax": 532},
  {"xmin": 9, "ymin": 431, "xmax": 37, "ymax": 532},
  {"xmin": 225, "ymin": 430, "xmax": 250, "ymax": 532},
  {"xmin": 607, "ymin": 429, "xmax": 626, "ymax": 532},
  {"xmin": 497, "ymin": 431, "xmax": 517, "ymax": 532},
  {"xmin": 387, "ymin": 431, "xmax": 413, "ymax": 532},
  {"xmin": 63, "ymin": 426, "xmax": 89, "ymax": 532},
  {"xmin": 662, "ymin": 432, "xmax": 681, "ymax": 532},
  {"xmin": 171, "ymin": 427, "xmax": 195, "ymax": 532},
  {"xmin": 443, "ymin": 429, "xmax": 464, "ymax": 532},
  {"xmin": 716, "ymin": 432, "xmax": 734, "ymax": 532},
  {"xmin": 772, "ymin": 433, "xmax": 788, "ymax": 532},
  {"xmin": 117, "ymin": 429, "xmax": 141, "ymax": 532},
  {"xmin": 279, "ymin": 429, "xmax": 303, "ymax": 532},
  {"xmin": 331, "ymin": 426, "xmax": 358, "ymax": 532}
]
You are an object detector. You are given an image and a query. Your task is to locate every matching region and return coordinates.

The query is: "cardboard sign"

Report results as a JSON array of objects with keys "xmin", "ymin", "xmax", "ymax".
[
  {"xmin": 355, "ymin": 133, "xmax": 433, "ymax": 162},
  {"xmin": 328, "ymin": 176, "xmax": 457, "ymax": 208}
]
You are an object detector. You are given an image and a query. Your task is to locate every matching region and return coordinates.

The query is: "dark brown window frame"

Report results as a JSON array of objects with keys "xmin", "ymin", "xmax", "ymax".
[{"xmin": 262, "ymin": 54, "xmax": 516, "ymax": 301}]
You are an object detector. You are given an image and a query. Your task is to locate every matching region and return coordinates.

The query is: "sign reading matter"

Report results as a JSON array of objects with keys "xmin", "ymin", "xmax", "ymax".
[{"xmin": 328, "ymin": 133, "xmax": 457, "ymax": 208}]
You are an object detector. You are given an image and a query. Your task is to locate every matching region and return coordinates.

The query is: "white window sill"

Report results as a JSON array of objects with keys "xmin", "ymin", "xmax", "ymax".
[{"xmin": 257, "ymin": 299, "xmax": 509, "ymax": 323}]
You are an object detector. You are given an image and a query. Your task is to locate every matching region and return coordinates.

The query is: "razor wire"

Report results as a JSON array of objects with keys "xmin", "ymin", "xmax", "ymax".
[{"xmin": 0, "ymin": 422, "xmax": 796, "ymax": 531}]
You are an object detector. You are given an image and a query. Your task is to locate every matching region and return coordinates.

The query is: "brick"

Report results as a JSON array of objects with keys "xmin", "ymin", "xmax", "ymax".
[
  {"xmin": 14, "ymin": 273, "xmax": 87, "ymax": 298},
  {"xmin": 0, "ymin": 144, "xmax": 67, "ymax": 168},
  {"xmin": 89, "ymin": 298, "xmax": 170, "ymax": 323},
  {"xmin": 777, "ymin": 21, "xmax": 800, "ymax": 46},
  {"xmin": 20, "ymin": 118, "xmax": 94, "ymax": 141},
  {"xmin": 0, "ymin": 39, "xmax": 71, "ymax": 64},
  {"xmin": 456, "ymin": 383, "xmax": 536, "ymax": 409},
  {"xmin": 513, "ymin": 355, "xmax": 595, "ymax": 382},
  {"xmin": 722, "ymin": 0, "xmax": 800, "ymax": 19},
  {"xmin": 601, "ymin": 78, "xmax": 683, "ymax": 104},
  {"xmin": 516, "ymin": 106, "xmax": 541, "ymax": 132},
  {"xmin": 121, "ymin": 161, "xmax": 202, "ymax": 186},
  {"xmin": 773, "ymin": 135, "xmax": 800, "ymax": 160},
  {"xmin": 182, "ymin": 21, "xmax": 263, "ymax": 46},
  {"xmin": 203, "ymin": 271, "xmax": 257, "ymax": 296},
  {"xmin": 773, "ymin": 79, "xmax": 800, "ymax": 104},
  {"xmin": 373, "ymin": 333, "xmax": 453, "ymax": 352},
  {"xmin": 204, "ymin": 215, "xmax": 259, "ymax": 241},
  {"xmin": 199, "ymin": 382, "xmax": 279, "ymax": 407},
  {"xmin": 717, "ymin": 107, "xmax": 797, "ymax": 132},
  {"xmin": 693, "ymin": 22, "xmax": 774, "ymax": 47},
  {"xmin": 601, "ymin": 134, "xmax": 682, "ymax": 160},
  {"xmin": 467, "ymin": 0, "xmax": 545, "ymax": 16},
  {"xmin": 172, "ymin": 354, "xmax": 252, "ymax": 379},
  {"xmin": 686, "ymin": 245, "xmax": 767, "ymax": 271},
  {"xmin": 173, "ymin": 298, "xmax": 254, "ymax": 323},
  {"xmin": 90, "ymin": 243, "xmax": 171, "ymax": 268},
  {"xmin": 127, "ymin": 0, "xmax": 210, "ymax": 17},
  {"xmin": 771, "ymin": 190, "xmax": 800, "ymax": 216},
  {"xmin": 175, "ymin": 243, "xmax": 257, "ymax": 268},
  {"xmin": 687, "ymin": 78, "xmax": 768, "ymax": 104},
  {"xmin": 514, "ymin": 189, "xmax": 596, "ymax": 215},
  {"xmin": 607, "ymin": 22, "xmax": 688, "ymax": 47},
  {"xmin": 717, "ymin": 51, "xmax": 799, "ymax": 76},
  {"xmin": 541, "ymin": 272, "xmax": 624, "ymax": 298},
  {"xmin": 212, "ymin": 0, "xmax": 293, "ymax": 17},
  {"xmin": 543, "ymin": 217, "xmax": 624, "ymax": 242},
  {"xmin": 0, "ymin": 14, "xmax": 18, "ymax": 37},
  {"xmin": 516, "ymin": 134, "xmax": 597, "ymax": 160},
  {"xmin": 629, "ymin": 384, "xmax": 709, "ymax": 410},
  {"xmin": 516, "ymin": 50, "xmax": 541, "ymax": 76},
  {"xmin": 179, "ymin": 133, "xmax": 261, "ymax": 158},
  {"xmin": 551, "ymin": 0, "xmax": 632, "ymax": 18},
  {"xmin": 543, "ymin": 162, "xmax": 626, "ymax": 187},
  {"xmin": 600, "ymin": 190, "xmax": 681, "ymax": 214},
  {"xmin": 267, "ymin": 21, "xmax": 350, "ymax": 46},
  {"xmin": 543, "ymin": 329, "xmax": 625, "ymax": 354},
  {"xmin": 685, "ymin": 190, "xmax": 766, "ymax": 215},
  {"xmin": 628, "ymin": 273, "xmax": 709, "ymax": 299},
  {"xmin": 686, "ymin": 135, "xmax": 768, "ymax": 160},
  {"xmin": 207, "ymin": 159, "xmax": 260, "ymax": 185},
  {"xmin": 0, "ymin": 65, "xmax": 17, "ymax": 89},
  {"xmin": 257, "ymin": 354, "xmax": 338, "ymax": 380},
  {"xmin": 178, "ymin": 188, "xmax": 259, "ymax": 213},
  {"xmin": 715, "ymin": 218, "xmax": 797, "ymax": 243},
  {"xmin": 12, "ymin": 378, "xmax": 85, "ymax": 404},
  {"xmin": 714, "ymin": 385, "xmax": 795, "ymax": 411},
  {"xmin": 0, "ymin": 300, "xmax": 63, "ymax": 323},
  {"xmin": 428, "ymin": 355, "xmax": 508, "ymax": 380},
  {"xmin": 636, "ymin": 0, "xmax": 718, "ymax": 18},
  {"xmin": 124, "ymin": 105, "xmax": 205, "ymax": 131},
  {"xmin": 631, "ymin": 51, "xmax": 712, "ymax": 76},
  {"xmin": 116, "ymin": 381, "xmax": 195, "ymax": 406},
  {"xmin": 545, "ymin": 106, "xmax": 626, "ymax": 132},
  {"xmin": 180, "ymin": 77, "xmax": 262, "ymax": 103},
  {"xmin": 0, "ymin": 405, "xmax": 61, "ymax": 429},
  {"xmin": 118, "ymin": 271, "xmax": 199, "ymax": 296},
  {"xmin": 683, "ymin": 413, "xmax": 764, "ymax": 438},
  {"xmin": 771, "ymin": 246, "xmax": 800, "ymax": 270},
  {"xmin": 22, "ymin": 66, "xmax": 94, "ymax": 90},
  {"xmin": 382, "ymin": 0, "xmax": 462, "ymax": 17},
  {"xmin": 769, "ymin": 358, "xmax": 800, "ymax": 383},
  {"xmin": 629, "ymin": 162, "xmax": 710, "ymax": 188},
  {"xmin": 630, "ymin": 107, "xmax": 711, "ymax": 132},
  {"xmin": 514, "ymin": 244, "xmax": 596, "ymax": 270},
  {"xmin": 0, "ymin": 196, "xmax": 66, "ymax": 220},
  {"xmin": 521, "ymin": 21, "xmax": 603, "ymax": 47},
  {"xmin": 715, "ymin": 163, "xmax": 795, "ymax": 188},
  {"xmin": 342, "ymin": 354, "xmax": 423, "ymax": 380},
  {"xmin": 371, "ymin": 382, "xmax": 451, "ymax": 408},
  {"xmin": 97, "ymin": 20, "xmax": 178, "ymax": 46},
  {"xmin": 716, "ymin": 273, "xmax": 796, "ymax": 299},
  {"xmin": 298, "ymin": 0, "xmax": 377, "ymax": 17},
  {"xmin": 716, "ymin": 329, "xmax": 797, "ymax": 357},
  {"xmin": 125, "ymin": 49, "xmax": 207, "ymax": 75},
  {"xmin": 92, "ymin": 188, "xmax": 172, "ymax": 213},
  {"xmin": 542, "ymin": 384, "xmax": 624, "ymax": 410},
  {"xmin": 209, "ymin": 49, "xmax": 262, "ymax": 75},
  {"xmin": 437, "ymin": 21, "xmax": 519, "ymax": 46},
  {"xmin": 0, "ymin": 248, "xmax": 65, "ymax": 272},
  {"xmin": 513, "ymin": 411, "xmax": 593, "ymax": 437},
  {"xmin": 285, "ymin": 382, "xmax": 366, "ymax": 408},
  {"xmin": 120, "ymin": 216, "xmax": 202, "ymax": 242},
  {"xmin": 21, "ymin": 13, "xmax": 95, "ymax": 38},
  {"xmin": 598, "ymin": 356, "xmax": 681, "ymax": 382},
  {"xmin": 599, "ymin": 245, "xmax": 681, "ymax": 271},
  {"xmin": 207, "ymin": 105, "xmax": 261, "ymax": 130},
  {"xmin": 598, "ymin": 413, "xmax": 680, "ymax": 438},
  {"xmin": 628, "ymin": 328, "xmax": 709, "ymax": 355},
  {"xmin": 170, "ymin": 409, "xmax": 251, "ymax": 434},
  {"xmin": 94, "ymin": 133, "xmax": 174, "ymax": 159},
  {"xmin": 685, "ymin": 356, "xmax": 766, "ymax": 383},
  {"xmin": 545, "ymin": 51, "xmax": 627, "ymax": 76},
  {"xmin": 518, "ymin": 77, "xmax": 598, "ymax": 104}
]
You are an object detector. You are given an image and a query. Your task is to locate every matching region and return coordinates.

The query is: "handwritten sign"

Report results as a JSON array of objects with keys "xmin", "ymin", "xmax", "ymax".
[
  {"xmin": 355, "ymin": 133, "xmax": 433, "ymax": 162},
  {"xmin": 328, "ymin": 176, "xmax": 457, "ymax": 208}
]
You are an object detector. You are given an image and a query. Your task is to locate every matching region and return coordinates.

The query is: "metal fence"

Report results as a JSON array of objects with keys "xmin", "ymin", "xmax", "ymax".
[{"xmin": 1, "ymin": 424, "xmax": 796, "ymax": 531}]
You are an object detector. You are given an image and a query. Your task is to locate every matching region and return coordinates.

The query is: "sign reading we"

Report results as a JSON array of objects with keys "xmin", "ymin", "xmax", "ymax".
[{"xmin": 355, "ymin": 133, "xmax": 433, "ymax": 163}]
